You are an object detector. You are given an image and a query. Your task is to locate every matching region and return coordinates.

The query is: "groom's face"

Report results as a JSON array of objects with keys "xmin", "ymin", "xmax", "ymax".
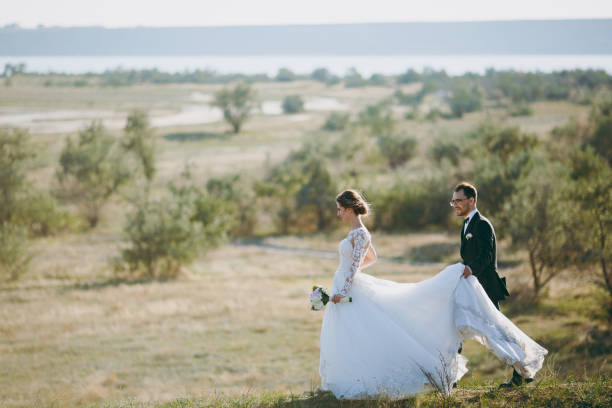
[{"xmin": 451, "ymin": 190, "xmax": 473, "ymax": 217}]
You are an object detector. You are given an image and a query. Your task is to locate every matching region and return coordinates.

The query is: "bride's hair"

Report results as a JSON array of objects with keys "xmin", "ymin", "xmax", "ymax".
[{"xmin": 336, "ymin": 189, "xmax": 370, "ymax": 216}]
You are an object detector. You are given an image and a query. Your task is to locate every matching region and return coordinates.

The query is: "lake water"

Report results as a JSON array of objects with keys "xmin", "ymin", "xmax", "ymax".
[{"xmin": 2, "ymin": 55, "xmax": 612, "ymax": 76}]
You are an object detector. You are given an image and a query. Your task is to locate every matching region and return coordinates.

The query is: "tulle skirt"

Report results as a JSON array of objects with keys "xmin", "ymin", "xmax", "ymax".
[{"xmin": 319, "ymin": 263, "xmax": 547, "ymax": 399}]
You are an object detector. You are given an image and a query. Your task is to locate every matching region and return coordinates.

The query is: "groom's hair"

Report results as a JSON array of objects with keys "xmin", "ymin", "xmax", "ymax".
[{"xmin": 454, "ymin": 182, "xmax": 477, "ymax": 202}]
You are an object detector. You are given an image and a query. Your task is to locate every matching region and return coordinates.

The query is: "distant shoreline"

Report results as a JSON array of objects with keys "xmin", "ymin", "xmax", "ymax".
[
  {"xmin": 2, "ymin": 20, "xmax": 611, "ymax": 56},
  {"xmin": 3, "ymin": 55, "xmax": 612, "ymax": 76}
]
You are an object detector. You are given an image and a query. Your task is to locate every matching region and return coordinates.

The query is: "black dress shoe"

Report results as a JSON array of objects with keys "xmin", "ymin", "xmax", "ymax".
[{"xmin": 499, "ymin": 370, "xmax": 533, "ymax": 388}]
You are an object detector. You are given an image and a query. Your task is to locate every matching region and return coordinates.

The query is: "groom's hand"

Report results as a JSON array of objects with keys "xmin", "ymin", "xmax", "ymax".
[{"xmin": 462, "ymin": 265, "xmax": 473, "ymax": 278}]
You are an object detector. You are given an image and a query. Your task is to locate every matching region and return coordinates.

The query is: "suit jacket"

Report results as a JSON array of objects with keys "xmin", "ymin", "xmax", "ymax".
[{"xmin": 461, "ymin": 212, "xmax": 510, "ymax": 305}]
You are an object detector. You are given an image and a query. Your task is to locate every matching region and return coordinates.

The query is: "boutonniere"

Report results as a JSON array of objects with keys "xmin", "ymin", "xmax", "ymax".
[{"xmin": 466, "ymin": 233, "xmax": 473, "ymax": 240}]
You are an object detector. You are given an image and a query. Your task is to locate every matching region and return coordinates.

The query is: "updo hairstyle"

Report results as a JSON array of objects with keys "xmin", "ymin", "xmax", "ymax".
[{"xmin": 336, "ymin": 189, "xmax": 370, "ymax": 216}]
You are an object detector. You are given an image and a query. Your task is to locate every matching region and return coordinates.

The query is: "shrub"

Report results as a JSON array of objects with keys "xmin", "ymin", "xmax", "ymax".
[
  {"xmin": 499, "ymin": 162, "xmax": 577, "ymax": 297},
  {"xmin": 202, "ymin": 174, "xmax": 257, "ymax": 237},
  {"xmin": 17, "ymin": 191, "xmax": 76, "ymax": 236},
  {"xmin": 311, "ymin": 67, "xmax": 340, "ymax": 85},
  {"xmin": 397, "ymin": 68, "xmax": 421, "ymax": 84},
  {"xmin": 430, "ymin": 137, "xmax": 462, "ymax": 166},
  {"xmin": 372, "ymin": 174, "xmax": 455, "ymax": 231},
  {"xmin": 358, "ymin": 102, "xmax": 395, "ymax": 136},
  {"xmin": 377, "ymin": 133, "xmax": 417, "ymax": 169},
  {"xmin": 508, "ymin": 103, "xmax": 533, "ymax": 117},
  {"xmin": 275, "ymin": 68, "xmax": 297, "ymax": 82},
  {"xmin": 369, "ymin": 73, "xmax": 386, "ymax": 86},
  {"xmin": 448, "ymin": 86, "xmax": 482, "ymax": 118},
  {"xmin": 0, "ymin": 223, "xmax": 31, "ymax": 281},
  {"xmin": 123, "ymin": 109, "xmax": 156, "ymax": 182},
  {"xmin": 282, "ymin": 95, "xmax": 305, "ymax": 114},
  {"xmin": 0, "ymin": 128, "xmax": 35, "ymax": 224},
  {"xmin": 56, "ymin": 121, "xmax": 131, "ymax": 228},
  {"xmin": 344, "ymin": 68, "xmax": 368, "ymax": 88},
  {"xmin": 322, "ymin": 112, "xmax": 350, "ymax": 131},
  {"xmin": 120, "ymin": 196, "xmax": 201, "ymax": 278},
  {"xmin": 212, "ymin": 83, "xmax": 258, "ymax": 133}
]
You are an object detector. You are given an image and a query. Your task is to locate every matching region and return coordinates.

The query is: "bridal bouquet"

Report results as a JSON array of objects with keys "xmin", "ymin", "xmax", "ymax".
[{"xmin": 310, "ymin": 285, "xmax": 352, "ymax": 310}]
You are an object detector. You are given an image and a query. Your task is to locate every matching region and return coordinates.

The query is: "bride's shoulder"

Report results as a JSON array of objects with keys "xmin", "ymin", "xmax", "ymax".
[{"xmin": 348, "ymin": 226, "xmax": 370, "ymax": 240}]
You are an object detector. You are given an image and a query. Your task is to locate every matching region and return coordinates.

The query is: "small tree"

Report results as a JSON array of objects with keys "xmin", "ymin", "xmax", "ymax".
[
  {"xmin": 254, "ymin": 164, "xmax": 304, "ymax": 234},
  {"xmin": 566, "ymin": 149, "xmax": 612, "ymax": 298},
  {"xmin": 0, "ymin": 223, "xmax": 31, "ymax": 281},
  {"xmin": 123, "ymin": 109, "xmax": 156, "ymax": 182},
  {"xmin": 212, "ymin": 83, "xmax": 258, "ymax": 133},
  {"xmin": 448, "ymin": 86, "xmax": 482, "ymax": 118},
  {"xmin": 0, "ymin": 128, "xmax": 34, "ymax": 224},
  {"xmin": 397, "ymin": 68, "xmax": 421, "ymax": 84},
  {"xmin": 120, "ymin": 196, "xmax": 201, "ymax": 278},
  {"xmin": 275, "ymin": 68, "xmax": 297, "ymax": 82},
  {"xmin": 377, "ymin": 133, "xmax": 417, "ymax": 169},
  {"xmin": 57, "ymin": 121, "xmax": 131, "ymax": 227},
  {"xmin": 203, "ymin": 174, "xmax": 257, "ymax": 237},
  {"xmin": 282, "ymin": 95, "xmax": 305, "ymax": 114},
  {"xmin": 322, "ymin": 112, "xmax": 350, "ymax": 131},
  {"xmin": 499, "ymin": 164, "xmax": 576, "ymax": 297},
  {"xmin": 358, "ymin": 102, "xmax": 395, "ymax": 136},
  {"xmin": 295, "ymin": 158, "xmax": 337, "ymax": 232}
]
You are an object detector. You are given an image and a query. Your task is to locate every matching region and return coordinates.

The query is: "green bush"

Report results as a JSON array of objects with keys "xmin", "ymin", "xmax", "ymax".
[
  {"xmin": 508, "ymin": 103, "xmax": 533, "ymax": 117},
  {"xmin": 311, "ymin": 67, "xmax": 340, "ymax": 85},
  {"xmin": 322, "ymin": 112, "xmax": 350, "ymax": 131},
  {"xmin": 275, "ymin": 68, "xmax": 297, "ymax": 82},
  {"xmin": 0, "ymin": 223, "xmax": 31, "ymax": 281},
  {"xmin": 123, "ymin": 109, "xmax": 156, "ymax": 182},
  {"xmin": 202, "ymin": 174, "xmax": 257, "ymax": 237},
  {"xmin": 369, "ymin": 73, "xmax": 386, "ymax": 86},
  {"xmin": 282, "ymin": 95, "xmax": 305, "ymax": 114},
  {"xmin": 397, "ymin": 68, "xmax": 421, "ymax": 84},
  {"xmin": 377, "ymin": 133, "xmax": 417, "ymax": 169},
  {"xmin": 372, "ymin": 175, "xmax": 455, "ymax": 231},
  {"xmin": 344, "ymin": 68, "xmax": 368, "ymax": 88},
  {"xmin": 17, "ymin": 191, "xmax": 77, "ymax": 236},
  {"xmin": 498, "ymin": 162, "xmax": 576, "ymax": 297},
  {"xmin": 56, "ymin": 121, "xmax": 131, "ymax": 228},
  {"xmin": 358, "ymin": 102, "xmax": 395, "ymax": 136},
  {"xmin": 431, "ymin": 139, "xmax": 461, "ymax": 166},
  {"xmin": 212, "ymin": 83, "xmax": 258, "ymax": 133},
  {"xmin": 448, "ymin": 86, "xmax": 482, "ymax": 118},
  {"xmin": 119, "ymin": 196, "xmax": 201, "ymax": 278},
  {"xmin": 0, "ymin": 128, "xmax": 35, "ymax": 225}
]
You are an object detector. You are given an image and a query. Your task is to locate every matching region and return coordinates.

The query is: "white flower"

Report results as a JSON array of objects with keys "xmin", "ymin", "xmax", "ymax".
[{"xmin": 466, "ymin": 233, "xmax": 473, "ymax": 240}]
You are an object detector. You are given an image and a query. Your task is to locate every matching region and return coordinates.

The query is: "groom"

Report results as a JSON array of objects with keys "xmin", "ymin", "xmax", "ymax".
[{"xmin": 451, "ymin": 182, "xmax": 530, "ymax": 388}]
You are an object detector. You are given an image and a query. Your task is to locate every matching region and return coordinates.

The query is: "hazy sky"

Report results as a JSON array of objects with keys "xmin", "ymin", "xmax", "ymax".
[{"xmin": 3, "ymin": 0, "xmax": 612, "ymax": 28}]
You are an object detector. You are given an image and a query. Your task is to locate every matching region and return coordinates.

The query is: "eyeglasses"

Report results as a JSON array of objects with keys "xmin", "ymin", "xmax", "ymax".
[{"xmin": 449, "ymin": 198, "xmax": 468, "ymax": 207}]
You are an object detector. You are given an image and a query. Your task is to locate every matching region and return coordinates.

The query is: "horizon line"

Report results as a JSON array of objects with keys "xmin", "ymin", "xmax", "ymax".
[{"xmin": 3, "ymin": 17, "xmax": 612, "ymax": 30}]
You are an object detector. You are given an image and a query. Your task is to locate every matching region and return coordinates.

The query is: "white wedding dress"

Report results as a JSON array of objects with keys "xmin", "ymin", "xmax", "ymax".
[{"xmin": 318, "ymin": 226, "xmax": 548, "ymax": 399}]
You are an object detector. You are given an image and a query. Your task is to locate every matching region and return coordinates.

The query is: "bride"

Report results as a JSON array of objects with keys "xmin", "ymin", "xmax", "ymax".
[{"xmin": 318, "ymin": 189, "xmax": 548, "ymax": 399}]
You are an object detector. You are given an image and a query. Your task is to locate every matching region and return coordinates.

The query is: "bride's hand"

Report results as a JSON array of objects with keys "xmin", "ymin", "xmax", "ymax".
[{"xmin": 331, "ymin": 294, "xmax": 344, "ymax": 304}]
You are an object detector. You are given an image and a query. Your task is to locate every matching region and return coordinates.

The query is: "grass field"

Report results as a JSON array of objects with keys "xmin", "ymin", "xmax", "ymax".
[{"xmin": 0, "ymin": 76, "xmax": 609, "ymax": 407}]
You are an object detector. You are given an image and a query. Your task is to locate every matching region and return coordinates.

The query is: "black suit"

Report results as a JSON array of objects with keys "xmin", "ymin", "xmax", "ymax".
[{"xmin": 460, "ymin": 212, "xmax": 509, "ymax": 308}]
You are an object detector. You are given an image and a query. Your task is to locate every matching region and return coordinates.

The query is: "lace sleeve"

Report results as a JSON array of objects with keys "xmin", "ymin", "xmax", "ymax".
[{"xmin": 338, "ymin": 228, "xmax": 370, "ymax": 297}]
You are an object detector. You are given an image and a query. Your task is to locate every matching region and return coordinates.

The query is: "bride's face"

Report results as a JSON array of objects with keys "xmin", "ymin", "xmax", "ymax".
[{"xmin": 336, "ymin": 203, "xmax": 353, "ymax": 223}]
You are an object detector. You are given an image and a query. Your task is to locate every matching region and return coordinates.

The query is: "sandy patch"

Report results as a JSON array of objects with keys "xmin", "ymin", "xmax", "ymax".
[
  {"xmin": 304, "ymin": 97, "xmax": 347, "ymax": 111},
  {"xmin": 0, "ymin": 105, "xmax": 223, "ymax": 134}
]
